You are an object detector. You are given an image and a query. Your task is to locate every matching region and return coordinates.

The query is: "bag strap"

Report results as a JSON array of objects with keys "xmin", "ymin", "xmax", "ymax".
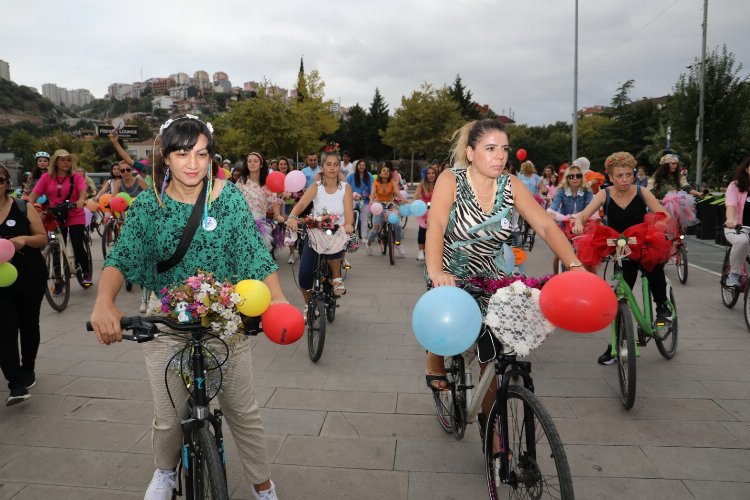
[
  {"xmin": 156, "ymin": 182, "xmax": 208, "ymax": 275},
  {"xmin": 63, "ymin": 175, "xmax": 75, "ymax": 202}
]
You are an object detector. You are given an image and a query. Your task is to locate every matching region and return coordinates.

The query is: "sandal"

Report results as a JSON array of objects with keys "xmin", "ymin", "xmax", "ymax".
[
  {"xmin": 332, "ymin": 278, "xmax": 346, "ymax": 296},
  {"xmin": 425, "ymin": 373, "xmax": 449, "ymax": 392}
]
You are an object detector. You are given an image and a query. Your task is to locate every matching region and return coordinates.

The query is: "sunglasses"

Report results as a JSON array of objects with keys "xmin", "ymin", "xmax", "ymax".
[
  {"xmin": 0, "ymin": 177, "xmax": 7, "ymax": 184},
  {"xmin": 567, "ymin": 173, "xmax": 583, "ymax": 179},
  {"xmin": 120, "ymin": 168, "xmax": 133, "ymax": 173}
]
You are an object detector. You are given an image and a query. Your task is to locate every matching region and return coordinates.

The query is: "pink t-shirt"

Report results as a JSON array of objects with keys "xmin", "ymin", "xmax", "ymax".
[
  {"xmin": 33, "ymin": 172, "xmax": 86, "ymax": 226},
  {"xmin": 725, "ymin": 181, "xmax": 749, "ymax": 226}
]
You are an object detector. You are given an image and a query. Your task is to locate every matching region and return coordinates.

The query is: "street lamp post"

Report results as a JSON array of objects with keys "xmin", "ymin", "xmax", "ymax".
[
  {"xmin": 695, "ymin": 0, "xmax": 708, "ymax": 189},
  {"xmin": 572, "ymin": 0, "xmax": 579, "ymax": 162}
]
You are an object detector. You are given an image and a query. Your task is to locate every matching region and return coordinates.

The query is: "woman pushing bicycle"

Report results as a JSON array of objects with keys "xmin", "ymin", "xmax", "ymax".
[
  {"xmin": 572, "ymin": 152, "xmax": 670, "ymax": 365},
  {"xmin": 89, "ymin": 116, "xmax": 285, "ymax": 500},
  {"xmin": 425, "ymin": 119, "xmax": 584, "ymax": 419}
]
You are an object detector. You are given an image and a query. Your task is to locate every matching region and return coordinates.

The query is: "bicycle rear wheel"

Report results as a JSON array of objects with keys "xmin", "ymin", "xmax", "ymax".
[
  {"xmin": 307, "ymin": 297, "xmax": 326, "ymax": 363},
  {"xmin": 387, "ymin": 225, "xmax": 395, "ymax": 265},
  {"xmin": 185, "ymin": 426, "xmax": 229, "ymax": 500},
  {"xmin": 326, "ymin": 290, "xmax": 337, "ymax": 323},
  {"xmin": 485, "ymin": 386, "xmax": 574, "ymax": 500},
  {"xmin": 720, "ymin": 250, "xmax": 740, "ymax": 308},
  {"xmin": 655, "ymin": 288, "xmax": 678, "ymax": 359},
  {"xmin": 43, "ymin": 245, "xmax": 70, "ymax": 312},
  {"xmin": 744, "ymin": 285, "xmax": 750, "ymax": 334},
  {"xmin": 76, "ymin": 233, "xmax": 93, "ymax": 288},
  {"xmin": 101, "ymin": 222, "xmax": 118, "ymax": 260},
  {"xmin": 615, "ymin": 299, "xmax": 637, "ymax": 409},
  {"xmin": 676, "ymin": 244, "xmax": 688, "ymax": 284},
  {"xmin": 432, "ymin": 356, "xmax": 460, "ymax": 434}
]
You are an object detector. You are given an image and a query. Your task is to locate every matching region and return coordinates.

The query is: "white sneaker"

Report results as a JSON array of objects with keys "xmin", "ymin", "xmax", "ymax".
[
  {"xmin": 251, "ymin": 480, "xmax": 278, "ymax": 500},
  {"xmin": 366, "ymin": 242, "xmax": 372, "ymax": 256},
  {"xmin": 287, "ymin": 253, "xmax": 296, "ymax": 264},
  {"xmin": 726, "ymin": 272, "xmax": 741, "ymax": 288},
  {"xmin": 144, "ymin": 469, "xmax": 176, "ymax": 500},
  {"xmin": 417, "ymin": 250, "xmax": 425, "ymax": 261},
  {"xmin": 139, "ymin": 301, "xmax": 147, "ymax": 314},
  {"xmin": 397, "ymin": 246, "xmax": 406, "ymax": 258}
]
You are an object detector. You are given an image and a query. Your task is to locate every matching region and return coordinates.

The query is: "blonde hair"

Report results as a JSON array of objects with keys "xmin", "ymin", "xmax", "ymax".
[
  {"xmin": 604, "ymin": 152, "xmax": 637, "ymax": 175},
  {"xmin": 520, "ymin": 161, "xmax": 536, "ymax": 176},
  {"xmin": 559, "ymin": 166, "xmax": 590, "ymax": 191},
  {"xmin": 48, "ymin": 149, "xmax": 75, "ymax": 178},
  {"xmin": 449, "ymin": 119, "xmax": 509, "ymax": 169}
]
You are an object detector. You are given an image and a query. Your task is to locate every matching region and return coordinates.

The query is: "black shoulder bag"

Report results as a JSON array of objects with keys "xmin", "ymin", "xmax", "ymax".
[{"xmin": 155, "ymin": 182, "xmax": 208, "ymax": 274}]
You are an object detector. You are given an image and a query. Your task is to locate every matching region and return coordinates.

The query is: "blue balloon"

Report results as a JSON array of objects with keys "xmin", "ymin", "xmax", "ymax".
[
  {"xmin": 411, "ymin": 199, "xmax": 428, "ymax": 217},
  {"xmin": 412, "ymin": 286, "xmax": 482, "ymax": 356},
  {"xmin": 399, "ymin": 204, "xmax": 411, "ymax": 217},
  {"xmin": 387, "ymin": 212, "xmax": 400, "ymax": 225},
  {"xmin": 37, "ymin": 194, "xmax": 47, "ymax": 204}
]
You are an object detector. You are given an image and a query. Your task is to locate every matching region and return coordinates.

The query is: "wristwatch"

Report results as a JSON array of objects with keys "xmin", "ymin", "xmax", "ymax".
[{"xmin": 567, "ymin": 260, "xmax": 583, "ymax": 270}]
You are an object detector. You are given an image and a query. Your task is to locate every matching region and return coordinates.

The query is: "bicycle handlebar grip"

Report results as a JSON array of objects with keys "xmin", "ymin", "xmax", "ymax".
[{"xmin": 85, "ymin": 317, "xmax": 136, "ymax": 332}]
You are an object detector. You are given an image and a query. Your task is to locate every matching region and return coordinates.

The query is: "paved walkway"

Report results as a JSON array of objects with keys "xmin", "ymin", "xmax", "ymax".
[{"xmin": 1, "ymin": 221, "xmax": 749, "ymax": 499}]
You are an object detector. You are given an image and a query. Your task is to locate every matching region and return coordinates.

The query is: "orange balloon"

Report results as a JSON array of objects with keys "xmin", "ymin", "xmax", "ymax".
[
  {"xmin": 99, "ymin": 194, "xmax": 112, "ymax": 212},
  {"xmin": 511, "ymin": 247, "xmax": 527, "ymax": 265}
]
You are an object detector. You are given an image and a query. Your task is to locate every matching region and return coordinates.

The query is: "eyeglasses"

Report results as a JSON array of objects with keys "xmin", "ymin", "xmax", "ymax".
[
  {"xmin": 0, "ymin": 177, "xmax": 7, "ymax": 184},
  {"xmin": 567, "ymin": 173, "xmax": 583, "ymax": 179},
  {"xmin": 120, "ymin": 168, "xmax": 132, "ymax": 173}
]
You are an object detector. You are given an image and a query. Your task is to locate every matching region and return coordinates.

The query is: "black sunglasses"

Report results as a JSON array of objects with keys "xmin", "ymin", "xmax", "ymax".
[
  {"xmin": 567, "ymin": 173, "xmax": 583, "ymax": 179},
  {"xmin": 0, "ymin": 177, "xmax": 7, "ymax": 184},
  {"xmin": 120, "ymin": 168, "xmax": 133, "ymax": 173}
]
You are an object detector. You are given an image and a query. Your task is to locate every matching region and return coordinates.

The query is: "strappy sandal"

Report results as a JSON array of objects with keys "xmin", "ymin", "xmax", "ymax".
[
  {"xmin": 425, "ymin": 373, "xmax": 449, "ymax": 392},
  {"xmin": 332, "ymin": 278, "xmax": 346, "ymax": 296}
]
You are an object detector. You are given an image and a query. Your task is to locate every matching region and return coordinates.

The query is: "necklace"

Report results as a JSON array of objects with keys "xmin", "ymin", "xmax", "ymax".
[{"xmin": 467, "ymin": 167, "xmax": 497, "ymax": 199}]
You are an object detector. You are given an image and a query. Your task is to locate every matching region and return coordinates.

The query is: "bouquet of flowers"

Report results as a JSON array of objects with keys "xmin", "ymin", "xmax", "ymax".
[
  {"xmin": 323, "ymin": 142, "xmax": 341, "ymax": 153},
  {"xmin": 303, "ymin": 211, "xmax": 339, "ymax": 230},
  {"xmin": 159, "ymin": 270, "xmax": 244, "ymax": 345},
  {"xmin": 303, "ymin": 210, "xmax": 349, "ymax": 254}
]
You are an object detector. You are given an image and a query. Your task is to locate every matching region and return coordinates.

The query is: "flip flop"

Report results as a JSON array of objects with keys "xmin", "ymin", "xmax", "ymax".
[{"xmin": 425, "ymin": 374, "xmax": 449, "ymax": 392}]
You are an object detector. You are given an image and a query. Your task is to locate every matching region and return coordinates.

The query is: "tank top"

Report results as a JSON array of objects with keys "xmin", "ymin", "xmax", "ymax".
[
  {"xmin": 118, "ymin": 178, "xmax": 144, "ymax": 197},
  {"xmin": 312, "ymin": 181, "xmax": 346, "ymax": 218},
  {"xmin": 604, "ymin": 186, "xmax": 647, "ymax": 233},
  {"xmin": 0, "ymin": 199, "xmax": 46, "ymax": 294},
  {"xmin": 372, "ymin": 180, "xmax": 396, "ymax": 202}
]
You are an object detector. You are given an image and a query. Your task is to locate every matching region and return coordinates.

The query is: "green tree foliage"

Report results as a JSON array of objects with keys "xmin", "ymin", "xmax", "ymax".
[
  {"xmin": 381, "ymin": 84, "xmax": 463, "ymax": 162},
  {"xmin": 367, "ymin": 88, "xmax": 391, "ymax": 159},
  {"xmin": 5, "ymin": 129, "xmax": 37, "ymax": 168},
  {"xmin": 508, "ymin": 122, "xmax": 571, "ymax": 170},
  {"xmin": 666, "ymin": 45, "xmax": 749, "ymax": 183},
  {"xmin": 448, "ymin": 74, "xmax": 480, "ymax": 120},
  {"xmin": 576, "ymin": 115, "xmax": 617, "ymax": 169},
  {"xmin": 334, "ymin": 104, "xmax": 369, "ymax": 159},
  {"xmin": 604, "ymin": 80, "xmax": 661, "ymax": 162}
]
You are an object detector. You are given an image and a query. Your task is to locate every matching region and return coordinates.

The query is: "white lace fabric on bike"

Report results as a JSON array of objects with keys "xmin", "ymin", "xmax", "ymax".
[{"xmin": 484, "ymin": 281, "xmax": 555, "ymax": 356}]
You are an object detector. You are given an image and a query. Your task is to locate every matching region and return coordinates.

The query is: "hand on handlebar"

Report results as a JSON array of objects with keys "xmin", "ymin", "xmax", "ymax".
[
  {"xmin": 428, "ymin": 271, "xmax": 456, "ymax": 287},
  {"xmin": 286, "ymin": 218, "xmax": 299, "ymax": 232},
  {"xmin": 89, "ymin": 301, "xmax": 125, "ymax": 345}
]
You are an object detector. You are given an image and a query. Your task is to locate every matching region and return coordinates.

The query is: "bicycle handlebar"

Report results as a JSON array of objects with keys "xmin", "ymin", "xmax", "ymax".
[{"xmin": 86, "ymin": 316, "xmax": 208, "ymax": 343}]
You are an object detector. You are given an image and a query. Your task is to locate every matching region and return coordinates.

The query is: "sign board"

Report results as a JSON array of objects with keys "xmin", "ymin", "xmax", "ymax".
[{"xmin": 96, "ymin": 126, "xmax": 139, "ymax": 138}]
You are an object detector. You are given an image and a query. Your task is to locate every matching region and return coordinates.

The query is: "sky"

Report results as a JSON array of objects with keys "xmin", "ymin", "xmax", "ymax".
[{"xmin": 2, "ymin": 0, "xmax": 748, "ymax": 126}]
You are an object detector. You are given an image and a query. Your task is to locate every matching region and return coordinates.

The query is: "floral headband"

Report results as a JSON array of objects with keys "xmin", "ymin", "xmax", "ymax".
[
  {"xmin": 659, "ymin": 153, "xmax": 679, "ymax": 165},
  {"xmin": 159, "ymin": 114, "xmax": 214, "ymax": 136},
  {"xmin": 323, "ymin": 142, "xmax": 340, "ymax": 153}
]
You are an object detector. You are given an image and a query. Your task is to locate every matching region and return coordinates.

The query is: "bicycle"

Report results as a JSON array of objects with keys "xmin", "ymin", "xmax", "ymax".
[
  {"xmin": 605, "ymin": 236, "xmax": 679, "ymax": 410},
  {"xmin": 518, "ymin": 216, "xmax": 536, "ymax": 252},
  {"xmin": 433, "ymin": 283, "xmax": 574, "ymax": 499},
  {"xmin": 719, "ymin": 226, "xmax": 750, "ymax": 331},
  {"xmin": 86, "ymin": 316, "xmax": 230, "ymax": 499},
  {"xmin": 100, "ymin": 210, "xmax": 133, "ymax": 291},
  {"xmin": 41, "ymin": 203, "xmax": 93, "ymax": 312},
  {"xmin": 376, "ymin": 202, "xmax": 399, "ymax": 266},
  {"xmin": 670, "ymin": 228, "xmax": 688, "ymax": 285}
]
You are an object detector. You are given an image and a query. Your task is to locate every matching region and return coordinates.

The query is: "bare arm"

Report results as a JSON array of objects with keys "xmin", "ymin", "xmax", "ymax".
[
  {"xmin": 425, "ymin": 170, "xmax": 456, "ymax": 286},
  {"xmin": 9, "ymin": 203, "xmax": 48, "ymax": 251},
  {"xmin": 413, "ymin": 184, "xmax": 423, "ymax": 202},
  {"xmin": 94, "ymin": 180, "xmax": 111, "ymax": 200},
  {"xmin": 343, "ymin": 184, "xmax": 354, "ymax": 232},
  {"xmin": 109, "ymin": 132, "xmax": 134, "ymax": 166},
  {"xmin": 572, "ymin": 189, "xmax": 607, "ymax": 234},
  {"xmin": 89, "ymin": 266, "xmax": 126, "ymax": 344},
  {"xmin": 726, "ymin": 205, "xmax": 737, "ymax": 228},
  {"xmin": 286, "ymin": 183, "xmax": 318, "ymax": 232},
  {"xmin": 263, "ymin": 272, "xmax": 288, "ymax": 304}
]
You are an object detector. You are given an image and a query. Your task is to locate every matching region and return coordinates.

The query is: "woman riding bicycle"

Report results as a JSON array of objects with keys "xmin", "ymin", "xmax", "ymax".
[
  {"xmin": 346, "ymin": 159, "xmax": 374, "ymax": 239},
  {"xmin": 286, "ymin": 150, "xmax": 354, "ymax": 300},
  {"xmin": 29, "ymin": 149, "xmax": 93, "ymax": 287},
  {"xmin": 573, "ymin": 152, "xmax": 670, "ymax": 365},
  {"xmin": 89, "ymin": 115, "xmax": 284, "ymax": 500},
  {"xmin": 547, "ymin": 163, "xmax": 593, "ymax": 273},
  {"xmin": 413, "ymin": 164, "xmax": 437, "ymax": 261},
  {"xmin": 22, "ymin": 152, "xmax": 50, "ymax": 196},
  {"xmin": 277, "ymin": 156, "xmax": 301, "ymax": 264},
  {"xmin": 235, "ymin": 151, "xmax": 284, "ymax": 253},
  {"xmin": 365, "ymin": 161, "xmax": 407, "ymax": 257},
  {"xmin": 723, "ymin": 155, "xmax": 750, "ymax": 288},
  {"xmin": 425, "ymin": 119, "xmax": 583, "ymax": 423}
]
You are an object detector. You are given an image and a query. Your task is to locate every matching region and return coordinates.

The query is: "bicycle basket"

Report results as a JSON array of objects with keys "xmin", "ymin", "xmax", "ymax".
[
  {"xmin": 484, "ymin": 281, "xmax": 555, "ymax": 356},
  {"xmin": 306, "ymin": 227, "xmax": 349, "ymax": 255}
]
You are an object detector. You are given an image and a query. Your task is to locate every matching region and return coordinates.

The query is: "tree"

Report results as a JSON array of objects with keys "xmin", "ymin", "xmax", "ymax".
[
  {"xmin": 5, "ymin": 129, "xmax": 37, "ymax": 169},
  {"xmin": 381, "ymin": 84, "xmax": 463, "ymax": 170},
  {"xmin": 508, "ymin": 122, "xmax": 572, "ymax": 170},
  {"xmin": 295, "ymin": 57, "xmax": 307, "ymax": 103},
  {"xmin": 334, "ymin": 103, "xmax": 369, "ymax": 159},
  {"xmin": 666, "ymin": 45, "xmax": 749, "ymax": 184},
  {"xmin": 366, "ymin": 88, "xmax": 390, "ymax": 159},
  {"xmin": 448, "ymin": 74, "xmax": 480, "ymax": 120}
]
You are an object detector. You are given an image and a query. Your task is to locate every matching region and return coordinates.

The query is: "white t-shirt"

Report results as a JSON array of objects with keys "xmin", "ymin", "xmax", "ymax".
[
  {"xmin": 312, "ymin": 181, "xmax": 346, "ymax": 218},
  {"xmin": 340, "ymin": 161, "xmax": 355, "ymax": 177}
]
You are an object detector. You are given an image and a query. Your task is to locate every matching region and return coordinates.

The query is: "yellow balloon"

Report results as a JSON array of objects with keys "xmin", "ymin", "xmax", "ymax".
[{"xmin": 235, "ymin": 279, "xmax": 271, "ymax": 317}]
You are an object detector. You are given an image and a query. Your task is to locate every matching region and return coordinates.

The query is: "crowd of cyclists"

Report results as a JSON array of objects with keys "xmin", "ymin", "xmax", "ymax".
[{"xmin": 5, "ymin": 113, "xmax": 750, "ymax": 500}]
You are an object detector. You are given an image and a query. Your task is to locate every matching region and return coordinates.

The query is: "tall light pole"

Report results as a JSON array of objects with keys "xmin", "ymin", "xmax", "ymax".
[
  {"xmin": 572, "ymin": 0, "xmax": 579, "ymax": 162},
  {"xmin": 695, "ymin": 0, "xmax": 708, "ymax": 189}
]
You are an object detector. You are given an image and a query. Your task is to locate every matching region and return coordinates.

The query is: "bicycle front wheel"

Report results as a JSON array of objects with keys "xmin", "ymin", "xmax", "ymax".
[
  {"xmin": 76, "ymin": 233, "xmax": 93, "ymax": 289},
  {"xmin": 387, "ymin": 225, "xmax": 395, "ymax": 265},
  {"xmin": 186, "ymin": 426, "xmax": 229, "ymax": 500},
  {"xmin": 485, "ymin": 386, "xmax": 574, "ymax": 500},
  {"xmin": 307, "ymin": 297, "xmax": 327, "ymax": 363},
  {"xmin": 101, "ymin": 222, "xmax": 118, "ymax": 260},
  {"xmin": 43, "ymin": 245, "xmax": 70, "ymax": 312},
  {"xmin": 720, "ymin": 250, "xmax": 740, "ymax": 308},
  {"xmin": 615, "ymin": 299, "xmax": 637, "ymax": 409},
  {"xmin": 744, "ymin": 285, "xmax": 750, "ymax": 334},
  {"xmin": 676, "ymin": 245, "xmax": 688, "ymax": 284}
]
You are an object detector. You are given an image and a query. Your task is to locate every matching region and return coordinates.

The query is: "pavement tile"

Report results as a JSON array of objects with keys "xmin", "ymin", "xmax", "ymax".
[
  {"xmin": 642, "ymin": 446, "xmax": 750, "ymax": 482},
  {"xmin": 66, "ymin": 398, "xmax": 154, "ymax": 424},
  {"xmin": 407, "ymin": 471, "xmax": 486, "ymax": 500},
  {"xmin": 701, "ymin": 380, "xmax": 750, "ymax": 399},
  {"xmin": 276, "ymin": 435, "xmax": 395, "ymax": 470},
  {"xmin": 604, "ymin": 377, "xmax": 719, "ymax": 399},
  {"xmin": 233, "ymin": 464, "xmax": 409, "ymax": 500},
  {"xmin": 341, "ymin": 344, "xmax": 390, "ymax": 359},
  {"xmin": 395, "ymin": 393, "xmax": 434, "ymax": 415},
  {"xmin": 264, "ymin": 354, "xmax": 357, "ymax": 374},
  {"xmin": 683, "ymin": 480, "xmax": 750, "ymax": 500},
  {"xmin": 0, "ymin": 483, "xmax": 27, "ymax": 500},
  {"xmin": 255, "ymin": 370, "xmax": 328, "ymax": 390},
  {"xmin": 387, "ymin": 344, "xmax": 428, "ymax": 360},
  {"xmin": 713, "ymin": 399, "xmax": 750, "ymax": 421},
  {"xmin": 259, "ymin": 408, "xmax": 326, "ymax": 436},
  {"xmin": 61, "ymin": 360, "xmax": 149, "ymax": 380},
  {"xmin": 0, "ymin": 394, "xmax": 87, "ymax": 418},
  {"xmin": 6, "ymin": 484, "xmax": 141, "ymax": 499},
  {"xmin": 564, "ymin": 444, "xmax": 657, "ymax": 478},
  {"xmin": 355, "ymin": 357, "xmax": 423, "ymax": 376},
  {"xmin": 321, "ymin": 412, "xmax": 464, "ymax": 441},
  {"xmin": 394, "ymin": 438, "xmax": 484, "ymax": 473},
  {"xmin": 720, "ymin": 421, "xmax": 750, "ymax": 446},
  {"xmin": 55, "ymin": 377, "xmax": 153, "ymax": 401},
  {"xmin": 15, "ymin": 374, "xmax": 78, "ymax": 396},
  {"xmin": 571, "ymin": 477, "xmax": 692, "ymax": 499},
  {"xmin": 533, "ymin": 377, "xmax": 619, "ymax": 398},
  {"xmin": 30, "ymin": 357, "xmax": 83, "ymax": 375},
  {"xmin": 254, "ymin": 386, "xmax": 275, "ymax": 407},
  {"xmin": 266, "ymin": 388, "xmax": 396, "ymax": 413},
  {"xmin": 0, "ymin": 445, "xmax": 28, "ymax": 469},
  {"xmin": 36, "ymin": 343, "xmax": 131, "ymax": 362},
  {"xmin": 324, "ymin": 372, "xmax": 419, "ymax": 393},
  {"xmin": 568, "ymin": 397, "xmax": 734, "ymax": 421}
]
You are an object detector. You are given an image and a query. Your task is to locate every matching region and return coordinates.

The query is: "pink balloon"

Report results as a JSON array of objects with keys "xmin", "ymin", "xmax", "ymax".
[
  {"xmin": 370, "ymin": 202, "xmax": 384, "ymax": 216},
  {"xmin": 400, "ymin": 190, "xmax": 408, "ymax": 200},
  {"xmin": 216, "ymin": 167, "xmax": 226, "ymax": 179},
  {"xmin": 0, "ymin": 239, "xmax": 15, "ymax": 263},
  {"xmin": 284, "ymin": 170, "xmax": 306, "ymax": 193}
]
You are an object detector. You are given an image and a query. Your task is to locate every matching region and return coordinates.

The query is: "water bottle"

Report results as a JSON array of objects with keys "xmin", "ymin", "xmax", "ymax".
[{"xmin": 464, "ymin": 369, "xmax": 473, "ymax": 407}]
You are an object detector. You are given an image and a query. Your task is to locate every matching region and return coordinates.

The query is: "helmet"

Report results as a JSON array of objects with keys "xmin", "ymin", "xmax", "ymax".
[
  {"xmin": 35, "ymin": 151, "xmax": 50, "ymax": 160},
  {"xmin": 659, "ymin": 153, "xmax": 679, "ymax": 165}
]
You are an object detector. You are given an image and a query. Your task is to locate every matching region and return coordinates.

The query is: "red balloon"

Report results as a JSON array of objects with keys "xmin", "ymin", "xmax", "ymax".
[
  {"xmin": 539, "ymin": 271, "xmax": 617, "ymax": 333},
  {"xmin": 261, "ymin": 303, "xmax": 304, "ymax": 345},
  {"xmin": 516, "ymin": 148, "xmax": 528, "ymax": 161},
  {"xmin": 109, "ymin": 196, "xmax": 127, "ymax": 212},
  {"xmin": 266, "ymin": 171, "xmax": 286, "ymax": 193}
]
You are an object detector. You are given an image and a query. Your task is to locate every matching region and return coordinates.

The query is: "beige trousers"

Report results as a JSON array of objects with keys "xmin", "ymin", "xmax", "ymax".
[{"xmin": 142, "ymin": 319, "xmax": 271, "ymax": 485}]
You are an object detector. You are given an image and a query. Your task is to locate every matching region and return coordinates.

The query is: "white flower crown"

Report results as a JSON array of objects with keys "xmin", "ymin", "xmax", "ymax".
[{"xmin": 159, "ymin": 114, "xmax": 214, "ymax": 136}]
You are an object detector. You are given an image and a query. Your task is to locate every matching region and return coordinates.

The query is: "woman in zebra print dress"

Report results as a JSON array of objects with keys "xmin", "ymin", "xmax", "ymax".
[{"xmin": 424, "ymin": 119, "xmax": 585, "ymax": 415}]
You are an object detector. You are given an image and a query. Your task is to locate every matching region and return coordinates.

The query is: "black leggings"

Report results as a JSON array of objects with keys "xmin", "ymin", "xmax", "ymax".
[
  {"xmin": 418, "ymin": 226, "xmax": 426, "ymax": 245},
  {"xmin": 622, "ymin": 261, "xmax": 667, "ymax": 304},
  {"xmin": 61, "ymin": 224, "xmax": 90, "ymax": 275},
  {"xmin": 0, "ymin": 284, "xmax": 45, "ymax": 390}
]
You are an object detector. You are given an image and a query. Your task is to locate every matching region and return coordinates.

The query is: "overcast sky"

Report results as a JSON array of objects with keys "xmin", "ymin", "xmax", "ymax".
[{"xmin": 2, "ymin": 0, "xmax": 748, "ymax": 126}]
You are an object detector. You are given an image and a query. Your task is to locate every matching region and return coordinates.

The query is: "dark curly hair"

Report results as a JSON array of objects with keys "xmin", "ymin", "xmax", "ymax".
[{"xmin": 733, "ymin": 155, "xmax": 750, "ymax": 193}]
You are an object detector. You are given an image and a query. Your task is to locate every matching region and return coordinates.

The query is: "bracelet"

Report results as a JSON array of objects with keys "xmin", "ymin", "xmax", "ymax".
[
  {"xmin": 567, "ymin": 260, "xmax": 583, "ymax": 270},
  {"xmin": 288, "ymin": 215, "xmax": 299, "ymax": 220}
]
